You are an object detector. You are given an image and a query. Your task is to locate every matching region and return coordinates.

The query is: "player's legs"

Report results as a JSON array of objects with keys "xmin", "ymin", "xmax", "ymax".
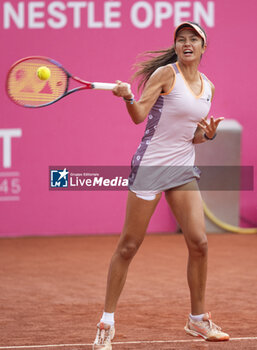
[
  {"xmin": 165, "ymin": 180, "xmax": 207, "ymax": 315},
  {"xmin": 93, "ymin": 191, "xmax": 161, "ymax": 349},
  {"xmin": 165, "ymin": 180, "xmax": 229, "ymax": 341},
  {"xmin": 104, "ymin": 190, "xmax": 162, "ymax": 312}
]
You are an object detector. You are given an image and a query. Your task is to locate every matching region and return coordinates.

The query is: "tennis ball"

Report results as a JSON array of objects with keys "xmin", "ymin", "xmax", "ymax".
[{"xmin": 37, "ymin": 66, "xmax": 51, "ymax": 80}]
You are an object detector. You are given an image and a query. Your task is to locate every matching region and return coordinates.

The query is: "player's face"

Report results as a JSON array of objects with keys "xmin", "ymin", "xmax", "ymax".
[{"xmin": 175, "ymin": 28, "xmax": 206, "ymax": 63}]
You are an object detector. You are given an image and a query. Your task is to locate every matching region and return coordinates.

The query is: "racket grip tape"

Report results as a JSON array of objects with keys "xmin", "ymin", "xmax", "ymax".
[{"xmin": 92, "ymin": 82, "xmax": 131, "ymax": 91}]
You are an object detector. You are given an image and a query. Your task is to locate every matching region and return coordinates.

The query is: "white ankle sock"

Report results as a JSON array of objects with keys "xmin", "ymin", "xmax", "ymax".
[
  {"xmin": 100, "ymin": 312, "xmax": 115, "ymax": 326},
  {"xmin": 190, "ymin": 313, "xmax": 205, "ymax": 322}
]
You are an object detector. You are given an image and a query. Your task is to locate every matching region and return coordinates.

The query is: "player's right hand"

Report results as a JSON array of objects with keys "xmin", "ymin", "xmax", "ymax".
[{"xmin": 113, "ymin": 80, "xmax": 133, "ymax": 99}]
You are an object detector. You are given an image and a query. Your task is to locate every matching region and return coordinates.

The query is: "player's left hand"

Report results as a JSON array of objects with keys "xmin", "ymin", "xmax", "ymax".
[{"xmin": 197, "ymin": 116, "xmax": 224, "ymax": 139}]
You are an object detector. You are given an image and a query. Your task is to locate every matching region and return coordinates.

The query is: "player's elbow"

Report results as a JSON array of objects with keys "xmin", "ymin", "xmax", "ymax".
[
  {"xmin": 133, "ymin": 117, "xmax": 145, "ymax": 125},
  {"xmin": 130, "ymin": 113, "xmax": 147, "ymax": 124}
]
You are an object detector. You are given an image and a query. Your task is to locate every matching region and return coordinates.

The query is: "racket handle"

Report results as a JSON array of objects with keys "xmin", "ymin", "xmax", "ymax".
[{"xmin": 92, "ymin": 82, "xmax": 131, "ymax": 91}]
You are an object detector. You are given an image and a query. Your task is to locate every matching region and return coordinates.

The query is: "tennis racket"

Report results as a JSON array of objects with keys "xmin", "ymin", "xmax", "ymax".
[{"xmin": 6, "ymin": 56, "xmax": 128, "ymax": 108}]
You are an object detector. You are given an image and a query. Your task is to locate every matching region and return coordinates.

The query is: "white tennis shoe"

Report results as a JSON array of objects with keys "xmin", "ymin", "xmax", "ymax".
[
  {"xmin": 184, "ymin": 312, "xmax": 229, "ymax": 341},
  {"xmin": 92, "ymin": 322, "xmax": 115, "ymax": 350}
]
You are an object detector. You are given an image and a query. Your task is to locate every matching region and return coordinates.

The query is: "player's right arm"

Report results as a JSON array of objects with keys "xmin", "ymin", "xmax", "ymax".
[{"xmin": 113, "ymin": 65, "xmax": 175, "ymax": 124}]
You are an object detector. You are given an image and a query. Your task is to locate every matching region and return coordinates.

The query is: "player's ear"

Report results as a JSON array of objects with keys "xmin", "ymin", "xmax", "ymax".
[{"xmin": 201, "ymin": 43, "xmax": 207, "ymax": 54}]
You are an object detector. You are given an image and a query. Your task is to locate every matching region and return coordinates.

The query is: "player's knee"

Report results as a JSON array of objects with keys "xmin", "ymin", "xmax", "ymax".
[
  {"xmin": 119, "ymin": 241, "xmax": 141, "ymax": 261},
  {"xmin": 189, "ymin": 235, "xmax": 208, "ymax": 257},
  {"xmin": 198, "ymin": 238, "xmax": 208, "ymax": 256}
]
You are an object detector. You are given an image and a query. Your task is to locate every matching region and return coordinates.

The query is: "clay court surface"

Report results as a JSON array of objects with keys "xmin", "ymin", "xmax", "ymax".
[{"xmin": 0, "ymin": 233, "xmax": 256, "ymax": 349}]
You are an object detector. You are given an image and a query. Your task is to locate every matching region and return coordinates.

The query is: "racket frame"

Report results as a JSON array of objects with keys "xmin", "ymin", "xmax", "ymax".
[{"xmin": 6, "ymin": 56, "xmax": 117, "ymax": 108}]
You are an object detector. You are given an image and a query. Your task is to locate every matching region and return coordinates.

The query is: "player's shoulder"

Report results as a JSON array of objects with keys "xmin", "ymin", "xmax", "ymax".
[
  {"xmin": 201, "ymin": 72, "xmax": 214, "ymax": 88},
  {"xmin": 207, "ymin": 78, "xmax": 215, "ymax": 97},
  {"xmin": 201, "ymin": 72, "xmax": 215, "ymax": 93},
  {"xmin": 152, "ymin": 64, "xmax": 175, "ymax": 80},
  {"xmin": 157, "ymin": 64, "xmax": 175, "ymax": 75},
  {"xmin": 207, "ymin": 78, "xmax": 215, "ymax": 91}
]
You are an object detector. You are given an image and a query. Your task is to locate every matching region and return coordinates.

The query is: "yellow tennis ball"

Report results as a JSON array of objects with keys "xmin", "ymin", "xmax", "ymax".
[{"xmin": 37, "ymin": 66, "xmax": 51, "ymax": 80}]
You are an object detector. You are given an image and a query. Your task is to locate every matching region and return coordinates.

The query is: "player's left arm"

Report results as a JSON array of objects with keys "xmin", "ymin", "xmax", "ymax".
[{"xmin": 192, "ymin": 81, "xmax": 224, "ymax": 144}]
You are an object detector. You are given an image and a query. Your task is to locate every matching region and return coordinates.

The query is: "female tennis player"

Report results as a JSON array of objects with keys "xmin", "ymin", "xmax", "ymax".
[{"xmin": 93, "ymin": 21, "xmax": 229, "ymax": 349}]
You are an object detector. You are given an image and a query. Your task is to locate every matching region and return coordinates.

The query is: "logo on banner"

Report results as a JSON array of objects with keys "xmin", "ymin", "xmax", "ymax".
[
  {"xmin": 50, "ymin": 168, "xmax": 69, "ymax": 188},
  {"xmin": 0, "ymin": 128, "xmax": 22, "ymax": 202}
]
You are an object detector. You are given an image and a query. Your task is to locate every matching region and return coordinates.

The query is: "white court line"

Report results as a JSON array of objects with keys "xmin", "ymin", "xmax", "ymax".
[{"xmin": 0, "ymin": 337, "xmax": 257, "ymax": 349}]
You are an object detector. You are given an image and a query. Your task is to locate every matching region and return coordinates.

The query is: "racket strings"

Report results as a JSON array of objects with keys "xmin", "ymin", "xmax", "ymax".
[{"xmin": 7, "ymin": 58, "xmax": 68, "ymax": 107}]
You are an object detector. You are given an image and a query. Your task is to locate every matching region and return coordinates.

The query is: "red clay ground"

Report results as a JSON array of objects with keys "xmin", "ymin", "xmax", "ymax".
[{"xmin": 0, "ymin": 233, "xmax": 256, "ymax": 349}]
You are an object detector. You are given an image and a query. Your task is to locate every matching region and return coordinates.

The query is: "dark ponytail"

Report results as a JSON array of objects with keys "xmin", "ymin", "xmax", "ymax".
[{"xmin": 132, "ymin": 46, "xmax": 177, "ymax": 92}]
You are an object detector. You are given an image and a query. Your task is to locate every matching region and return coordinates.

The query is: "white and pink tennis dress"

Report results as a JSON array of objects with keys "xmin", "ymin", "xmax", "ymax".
[{"xmin": 129, "ymin": 62, "xmax": 212, "ymax": 198}]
